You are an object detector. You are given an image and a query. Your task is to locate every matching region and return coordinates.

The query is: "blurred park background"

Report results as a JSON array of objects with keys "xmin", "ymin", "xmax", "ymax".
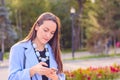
[{"xmin": 0, "ymin": 0, "xmax": 120, "ymax": 80}]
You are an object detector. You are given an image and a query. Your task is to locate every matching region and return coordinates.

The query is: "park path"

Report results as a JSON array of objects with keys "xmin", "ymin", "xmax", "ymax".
[{"xmin": 62, "ymin": 48, "xmax": 120, "ymax": 71}]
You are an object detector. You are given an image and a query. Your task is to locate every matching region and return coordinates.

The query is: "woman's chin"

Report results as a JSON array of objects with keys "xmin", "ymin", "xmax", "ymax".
[{"xmin": 42, "ymin": 41, "xmax": 48, "ymax": 44}]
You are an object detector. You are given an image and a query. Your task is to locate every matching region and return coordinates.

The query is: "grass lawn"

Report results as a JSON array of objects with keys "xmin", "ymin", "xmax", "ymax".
[{"xmin": 63, "ymin": 53, "xmax": 120, "ymax": 61}]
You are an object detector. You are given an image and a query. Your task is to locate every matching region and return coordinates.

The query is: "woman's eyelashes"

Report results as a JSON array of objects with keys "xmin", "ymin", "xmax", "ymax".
[
  {"xmin": 43, "ymin": 29, "xmax": 48, "ymax": 32},
  {"xmin": 43, "ymin": 28, "xmax": 55, "ymax": 35},
  {"xmin": 51, "ymin": 32, "xmax": 55, "ymax": 35}
]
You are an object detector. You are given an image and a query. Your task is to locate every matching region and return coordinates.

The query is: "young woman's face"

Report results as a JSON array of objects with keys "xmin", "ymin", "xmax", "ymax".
[{"xmin": 35, "ymin": 20, "xmax": 57, "ymax": 45}]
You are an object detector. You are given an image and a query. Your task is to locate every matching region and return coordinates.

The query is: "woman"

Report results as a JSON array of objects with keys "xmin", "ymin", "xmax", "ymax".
[{"xmin": 8, "ymin": 12, "xmax": 65, "ymax": 80}]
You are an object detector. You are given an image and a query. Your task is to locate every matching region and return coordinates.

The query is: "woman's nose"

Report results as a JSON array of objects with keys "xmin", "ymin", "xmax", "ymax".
[{"xmin": 46, "ymin": 33, "xmax": 51, "ymax": 38}]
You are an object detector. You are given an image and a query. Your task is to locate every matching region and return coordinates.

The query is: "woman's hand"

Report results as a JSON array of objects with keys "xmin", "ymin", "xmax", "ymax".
[
  {"xmin": 30, "ymin": 62, "xmax": 48, "ymax": 77},
  {"xmin": 45, "ymin": 68, "xmax": 59, "ymax": 80},
  {"xmin": 30, "ymin": 62, "xmax": 58, "ymax": 80}
]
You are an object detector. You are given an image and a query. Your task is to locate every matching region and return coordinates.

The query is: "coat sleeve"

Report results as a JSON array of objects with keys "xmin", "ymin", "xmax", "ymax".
[
  {"xmin": 58, "ymin": 73, "xmax": 66, "ymax": 80},
  {"xmin": 8, "ymin": 44, "xmax": 31, "ymax": 80}
]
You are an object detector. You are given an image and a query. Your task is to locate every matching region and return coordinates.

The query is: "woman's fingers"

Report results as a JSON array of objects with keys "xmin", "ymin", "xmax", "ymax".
[
  {"xmin": 39, "ymin": 62, "xmax": 48, "ymax": 67},
  {"xmin": 51, "ymin": 67, "xmax": 57, "ymax": 72}
]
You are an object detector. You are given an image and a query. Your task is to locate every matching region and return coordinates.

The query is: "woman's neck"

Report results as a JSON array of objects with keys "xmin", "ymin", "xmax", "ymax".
[{"xmin": 32, "ymin": 39, "xmax": 45, "ymax": 51}]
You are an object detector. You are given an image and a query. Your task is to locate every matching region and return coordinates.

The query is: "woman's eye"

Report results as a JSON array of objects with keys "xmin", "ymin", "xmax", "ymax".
[
  {"xmin": 44, "ymin": 29, "xmax": 48, "ymax": 32},
  {"xmin": 51, "ymin": 32, "xmax": 55, "ymax": 35}
]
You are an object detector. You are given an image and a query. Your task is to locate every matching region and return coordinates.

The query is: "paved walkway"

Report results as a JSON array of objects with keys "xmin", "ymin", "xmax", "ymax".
[
  {"xmin": 63, "ymin": 57, "xmax": 120, "ymax": 71},
  {"xmin": 0, "ymin": 60, "xmax": 9, "ymax": 80},
  {"xmin": 62, "ymin": 48, "xmax": 120, "ymax": 71},
  {"xmin": 0, "ymin": 48, "xmax": 120, "ymax": 80},
  {"xmin": 62, "ymin": 48, "xmax": 120, "ymax": 60}
]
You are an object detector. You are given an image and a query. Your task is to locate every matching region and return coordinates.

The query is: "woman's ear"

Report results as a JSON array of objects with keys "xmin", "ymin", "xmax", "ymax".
[{"xmin": 35, "ymin": 24, "xmax": 39, "ymax": 30}]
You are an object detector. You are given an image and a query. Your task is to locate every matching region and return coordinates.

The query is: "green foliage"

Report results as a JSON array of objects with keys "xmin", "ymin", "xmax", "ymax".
[
  {"xmin": 64, "ymin": 53, "xmax": 120, "ymax": 61},
  {"xmin": 4, "ymin": 0, "xmax": 120, "ymax": 50},
  {"xmin": 3, "ymin": 52, "xmax": 9, "ymax": 60},
  {"xmin": 6, "ymin": 0, "xmax": 53, "ymax": 38},
  {"xmin": 6, "ymin": 0, "xmax": 75, "ymax": 49}
]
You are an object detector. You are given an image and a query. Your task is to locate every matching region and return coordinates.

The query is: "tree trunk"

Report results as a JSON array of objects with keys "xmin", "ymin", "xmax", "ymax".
[{"xmin": 75, "ymin": 0, "xmax": 84, "ymax": 49}]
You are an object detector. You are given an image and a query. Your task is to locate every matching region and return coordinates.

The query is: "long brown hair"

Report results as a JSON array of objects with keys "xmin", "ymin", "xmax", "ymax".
[{"xmin": 23, "ymin": 12, "xmax": 63, "ymax": 73}]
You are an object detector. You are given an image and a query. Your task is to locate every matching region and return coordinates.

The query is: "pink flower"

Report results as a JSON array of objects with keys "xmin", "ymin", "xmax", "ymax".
[
  {"xmin": 97, "ymin": 73, "xmax": 102, "ymax": 79},
  {"xmin": 87, "ymin": 76, "xmax": 91, "ymax": 80}
]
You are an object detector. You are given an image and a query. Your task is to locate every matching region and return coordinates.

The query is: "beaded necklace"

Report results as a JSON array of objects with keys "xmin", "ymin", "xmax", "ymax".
[{"xmin": 32, "ymin": 43, "xmax": 49, "ymax": 62}]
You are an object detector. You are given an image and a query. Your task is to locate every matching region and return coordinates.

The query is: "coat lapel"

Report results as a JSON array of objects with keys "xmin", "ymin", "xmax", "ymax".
[
  {"xmin": 23, "ymin": 40, "xmax": 39, "ymax": 67},
  {"xmin": 22, "ymin": 41, "xmax": 42, "ymax": 79}
]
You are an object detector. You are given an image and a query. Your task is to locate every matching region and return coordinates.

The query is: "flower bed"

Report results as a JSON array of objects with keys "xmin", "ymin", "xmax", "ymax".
[{"xmin": 64, "ymin": 64, "xmax": 120, "ymax": 80}]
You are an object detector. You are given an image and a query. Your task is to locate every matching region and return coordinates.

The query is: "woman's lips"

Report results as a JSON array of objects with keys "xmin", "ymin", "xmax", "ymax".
[{"xmin": 43, "ymin": 38, "xmax": 49, "ymax": 42}]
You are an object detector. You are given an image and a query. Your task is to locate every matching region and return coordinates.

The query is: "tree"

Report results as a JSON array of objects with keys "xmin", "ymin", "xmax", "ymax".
[
  {"xmin": 0, "ymin": 0, "xmax": 16, "ymax": 59},
  {"xmin": 97, "ymin": 0, "xmax": 120, "ymax": 53},
  {"xmin": 6, "ymin": 0, "xmax": 74, "ymax": 49}
]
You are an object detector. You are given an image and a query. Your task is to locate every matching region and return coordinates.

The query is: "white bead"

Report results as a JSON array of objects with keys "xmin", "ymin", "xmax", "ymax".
[
  {"xmin": 46, "ymin": 57, "xmax": 49, "ymax": 60},
  {"xmin": 45, "ymin": 52, "xmax": 49, "ymax": 56},
  {"xmin": 41, "ymin": 58, "xmax": 46, "ymax": 62},
  {"xmin": 36, "ymin": 51, "xmax": 40, "ymax": 56},
  {"xmin": 33, "ymin": 43, "xmax": 37, "ymax": 48},
  {"xmin": 39, "ymin": 57, "xmax": 42, "ymax": 59}
]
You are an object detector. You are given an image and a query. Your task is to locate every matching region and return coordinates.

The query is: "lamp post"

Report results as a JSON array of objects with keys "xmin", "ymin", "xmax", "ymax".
[
  {"xmin": 70, "ymin": 7, "xmax": 76, "ymax": 59},
  {"xmin": 91, "ymin": 0, "xmax": 95, "ymax": 3}
]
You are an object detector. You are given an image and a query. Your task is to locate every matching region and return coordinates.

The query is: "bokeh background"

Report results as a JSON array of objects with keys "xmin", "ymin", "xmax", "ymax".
[{"xmin": 0, "ymin": 0, "xmax": 120, "ymax": 80}]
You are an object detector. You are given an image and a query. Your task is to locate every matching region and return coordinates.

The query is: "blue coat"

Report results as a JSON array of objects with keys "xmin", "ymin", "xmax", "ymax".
[{"xmin": 8, "ymin": 40, "xmax": 65, "ymax": 80}]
